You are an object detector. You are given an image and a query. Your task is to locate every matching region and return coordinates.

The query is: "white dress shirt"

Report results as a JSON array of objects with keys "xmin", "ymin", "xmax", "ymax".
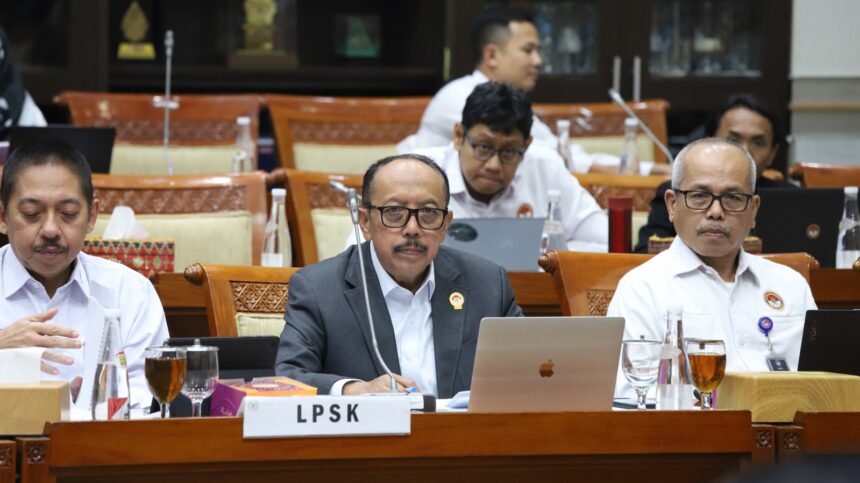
[
  {"xmin": 0, "ymin": 245, "xmax": 169, "ymax": 413},
  {"xmin": 398, "ymin": 70, "xmax": 556, "ymax": 152},
  {"xmin": 19, "ymin": 92, "xmax": 47, "ymax": 126},
  {"xmin": 331, "ymin": 241, "xmax": 438, "ymax": 396},
  {"xmin": 416, "ymin": 143, "xmax": 608, "ymax": 252},
  {"xmin": 608, "ymin": 237, "xmax": 817, "ymax": 398}
]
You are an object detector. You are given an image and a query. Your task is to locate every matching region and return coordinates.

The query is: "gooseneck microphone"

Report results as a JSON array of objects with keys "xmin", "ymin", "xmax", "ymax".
[
  {"xmin": 346, "ymin": 188, "xmax": 398, "ymax": 394},
  {"xmin": 608, "ymin": 88, "xmax": 674, "ymax": 164},
  {"xmin": 162, "ymin": 30, "xmax": 175, "ymax": 175}
]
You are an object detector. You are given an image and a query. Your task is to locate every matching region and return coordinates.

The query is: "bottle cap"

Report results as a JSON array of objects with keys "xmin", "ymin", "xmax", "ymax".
[
  {"xmin": 556, "ymin": 119, "xmax": 571, "ymax": 130},
  {"xmin": 547, "ymin": 189, "xmax": 561, "ymax": 202},
  {"xmin": 236, "ymin": 116, "xmax": 251, "ymax": 126},
  {"xmin": 624, "ymin": 117, "xmax": 638, "ymax": 128},
  {"xmin": 271, "ymin": 188, "xmax": 286, "ymax": 200},
  {"xmin": 845, "ymin": 186, "xmax": 858, "ymax": 197},
  {"xmin": 667, "ymin": 305, "xmax": 683, "ymax": 318}
]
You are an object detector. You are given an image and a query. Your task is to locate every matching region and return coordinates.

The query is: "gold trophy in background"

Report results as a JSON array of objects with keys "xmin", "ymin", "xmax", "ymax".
[
  {"xmin": 228, "ymin": 0, "xmax": 297, "ymax": 70},
  {"xmin": 117, "ymin": 0, "xmax": 156, "ymax": 60}
]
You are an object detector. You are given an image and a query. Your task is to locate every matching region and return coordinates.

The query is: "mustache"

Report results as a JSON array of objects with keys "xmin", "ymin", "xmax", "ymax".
[
  {"xmin": 394, "ymin": 238, "xmax": 428, "ymax": 253},
  {"xmin": 697, "ymin": 224, "xmax": 731, "ymax": 236},
  {"xmin": 33, "ymin": 241, "xmax": 67, "ymax": 252}
]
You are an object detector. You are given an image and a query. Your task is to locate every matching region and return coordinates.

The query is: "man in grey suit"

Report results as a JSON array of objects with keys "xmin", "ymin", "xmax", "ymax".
[{"xmin": 275, "ymin": 154, "xmax": 522, "ymax": 398}]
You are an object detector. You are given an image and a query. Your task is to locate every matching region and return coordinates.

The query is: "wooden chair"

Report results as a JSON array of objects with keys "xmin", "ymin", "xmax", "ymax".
[
  {"xmin": 54, "ymin": 91, "xmax": 262, "ymax": 174},
  {"xmin": 184, "ymin": 263, "xmax": 298, "ymax": 337},
  {"xmin": 573, "ymin": 172, "xmax": 669, "ymax": 212},
  {"xmin": 282, "ymin": 168, "xmax": 363, "ymax": 266},
  {"xmin": 91, "ymin": 171, "xmax": 275, "ymax": 271},
  {"xmin": 795, "ymin": 163, "xmax": 860, "ymax": 188},
  {"xmin": 267, "ymin": 94, "xmax": 430, "ymax": 173},
  {"xmin": 533, "ymin": 99, "xmax": 671, "ymax": 163},
  {"xmin": 538, "ymin": 250, "xmax": 819, "ymax": 316}
]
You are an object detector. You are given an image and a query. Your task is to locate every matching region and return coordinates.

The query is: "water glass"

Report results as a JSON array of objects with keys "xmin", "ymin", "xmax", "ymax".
[
  {"xmin": 621, "ymin": 339, "xmax": 663, "ymax": 410},
  {"xmin": 181, "ymin": 340, "xmax": 219, "ymax": 417}
]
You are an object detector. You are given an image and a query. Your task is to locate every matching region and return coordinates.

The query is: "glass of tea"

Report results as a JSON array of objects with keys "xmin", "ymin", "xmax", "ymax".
[
  {"xmin": 144, "ymin": 346, "xmax": 187, "ymax": 418},
  {"xmin": 621, "ymin": 339, "xmax": 663, "ymax": 410},
  {"xmin": 685, "ymin": 339, "xmax": 727, "ymax": 410}
]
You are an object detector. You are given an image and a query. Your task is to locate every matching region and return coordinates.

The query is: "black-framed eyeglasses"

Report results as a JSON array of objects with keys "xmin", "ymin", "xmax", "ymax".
[
  {"xmin": 366, "ymin": 205, "xmax": 449, "ymax": 230},
  {"xmin": 464, "ymin": 133, "xmax": 526, "ymax": 165},
  {"xmin": 675, "ymin": 189, "xmax": 754, "ymax": 212}
]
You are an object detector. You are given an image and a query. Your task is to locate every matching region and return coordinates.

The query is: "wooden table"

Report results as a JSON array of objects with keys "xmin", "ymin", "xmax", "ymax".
[
  {"xmin": 45, "ymin": 412, "xmax": 754, "ymax": 483},
  {"xmin": 155, "ymin": 268, "xmax": 859, "ymax": 336}
]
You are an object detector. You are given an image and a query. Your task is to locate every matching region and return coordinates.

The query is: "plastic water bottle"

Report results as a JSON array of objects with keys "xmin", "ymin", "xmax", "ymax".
[
  {"xmin": 91, "ymin": 309, "xmax": 131, "ymax": 420},
  {"xmin": 540, "ymin": 189, "xmax": 567, "ymax": 254},
  {"xmin": 556, "ymin": 119, "xmax": 575, "ymax": 171},
  {"xmin": 618, "ymin": 117, "xmax": 640, "ymax": 175},
  {"xmin": 262, "ymin": 188, "xmax": 292, "ymax": 267},
  {"xmin": 656, "ymin": 306, "xmax": 695, "ymax": 410},
  {"xmin": 231, "ymin": 116, "xmax": 255, "ymax": 173},
  {"xmin": 836, "ymin": 186, "xmax": 860, "ymax": 269}
]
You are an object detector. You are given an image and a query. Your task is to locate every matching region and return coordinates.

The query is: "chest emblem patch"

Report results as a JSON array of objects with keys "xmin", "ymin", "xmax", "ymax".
[{"xmin": 764, "ymin": 291, "xmax": 784, "ymax": 310}]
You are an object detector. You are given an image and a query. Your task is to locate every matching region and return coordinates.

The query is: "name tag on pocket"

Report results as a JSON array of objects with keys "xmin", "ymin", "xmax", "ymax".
[{"xmin": 766, "ymin": 356, "xmax": 790, "ymax": 371}]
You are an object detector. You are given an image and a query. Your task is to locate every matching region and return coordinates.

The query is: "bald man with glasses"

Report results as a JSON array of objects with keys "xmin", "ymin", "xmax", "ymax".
[
  {"xmin": 609, "ymin": 138, "xmax": 816, "ymax": 399},
  {"xmin": 276, "ymin": 154, "xmax": 522, "ymax": 397},
  {"xmin": 416, "ymin": 81, "xmax": 607, "ymax": 251}
]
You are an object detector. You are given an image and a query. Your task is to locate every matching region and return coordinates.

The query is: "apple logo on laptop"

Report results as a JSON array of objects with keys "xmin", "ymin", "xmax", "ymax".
[{"xmin": 539, "ymin": 359, "xmax": 554, "ymax": 377}]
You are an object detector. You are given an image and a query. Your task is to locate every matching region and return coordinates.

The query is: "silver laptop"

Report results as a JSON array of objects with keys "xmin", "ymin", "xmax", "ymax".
[
  {"xmin": 469, "ymin": 316, "xmax": 625, "ymax": 413},
  {"xmin": 443, "ymin": 218, "xmax": 545, "ymax": 272}
]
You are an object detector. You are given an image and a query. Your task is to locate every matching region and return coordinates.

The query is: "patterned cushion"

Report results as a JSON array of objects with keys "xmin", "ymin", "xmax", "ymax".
[
  {"xmin": 111, "ymin": 145, "xmax": 235, "ymax": 175},
  {"xmin": 311, "ymin": 207, "xmax": 354, "ymax": 261},
  {"xmin": 93, "ymin": 211, "xmax": 253, "ymax": 272},
  {"xmin": 235, "ymin": 313, "xmax": 286, "ymax": 337},
  {"xmin": 293, "ymin": 143, "xmax": 398, "ymax": 173},
  {"xmin": 576, "ymin": 135, "xmax": 655, "ymax": 162}
]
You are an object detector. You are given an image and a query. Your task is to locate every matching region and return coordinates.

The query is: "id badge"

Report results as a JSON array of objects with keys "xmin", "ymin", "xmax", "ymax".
[{"xmin": 766, "ymin": 355, "xmax": 790, "ymax": 371}]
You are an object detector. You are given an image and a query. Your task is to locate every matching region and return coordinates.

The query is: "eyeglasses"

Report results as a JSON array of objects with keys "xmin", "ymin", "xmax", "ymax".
[
  {"xmin": 464, "ymin": 133, "xmax": 526, "ymax": 165},
  {"xmin": 366, "ymin": 205, "xmax": 449, "ymax": 230},
  {"xmin": 675, "ymin": 189, "xmax": 754, "ymax": 212}
]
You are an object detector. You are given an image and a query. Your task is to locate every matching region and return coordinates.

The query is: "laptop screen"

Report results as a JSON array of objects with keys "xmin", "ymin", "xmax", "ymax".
[
  {"xmin": 755, "ymin": 188, "xmax": 844, "ymax": 267},
  {"xmin": 9, "ymin": 125, "xmax": 116, "ymax": 173},
  {"xmin": 443, "ymin": 218, "xmax": 545, "ymax": 272},
  {"xmin": 798, "ymin": 310, "xmax": 860, "ymax": 375},
  {"xmin": 166, "ymin": 336, "xmax": 279, "ymax": 380}
]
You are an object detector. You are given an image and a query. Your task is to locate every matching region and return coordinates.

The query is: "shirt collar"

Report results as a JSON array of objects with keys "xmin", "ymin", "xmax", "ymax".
[
  {"xmin": 471, "ymin": 70, "xmax": 490, "ymax": 83},
  {"xmin": 1, "ymin": 245, "xmax": 90, "ymax": 299},
  {"xmin": 369, "ymin": 240, "xmax": 435, "ymax": 298},
  {"xmin": 665, "ymin": 236, "xmax": 759, "ymax": 283}
]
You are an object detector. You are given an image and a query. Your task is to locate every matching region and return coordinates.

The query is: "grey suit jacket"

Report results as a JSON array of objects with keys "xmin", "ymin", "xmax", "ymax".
[{"xmin": 275, "ymin": 242, "xmax": 522, "ymax": 398}]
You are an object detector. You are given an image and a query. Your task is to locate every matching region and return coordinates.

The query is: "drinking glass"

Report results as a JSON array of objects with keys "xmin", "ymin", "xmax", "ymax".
[
  {"xmin": 144, "ymin": 346, "xmax": 187, "ymax": 418},
  {"xmin": 181, "ymin": 341, "xmax": 219, "ymax": 417},
  {"xmin": 685, "ymin": 339, "xmax": 726, "ymax": 410},
  {"xmin": 621, "ymin": 339, "xmax": 663, "ymax": 410}
]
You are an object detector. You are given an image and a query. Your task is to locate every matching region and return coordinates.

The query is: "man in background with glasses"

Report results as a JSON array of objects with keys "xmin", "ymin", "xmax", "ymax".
[
  {"xmin": 276, "ymin": 154, "xmax": 522, "ymax": 398},
  {"xmin": 609, "ymin": 138, "xmax": 816, "ymax": 398},
  {"xmin": 416, "ymin": 81, "xmax": 607, "ymax": 251}
]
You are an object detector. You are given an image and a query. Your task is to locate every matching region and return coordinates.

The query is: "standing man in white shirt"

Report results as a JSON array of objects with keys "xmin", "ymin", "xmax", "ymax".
[
  {"xmin": 0, "ymin": 141, "xmax": 169, "ymax": 412},
  {"xmin": 416, "ymin": 82, "xmax": 607, "ymax": 251},
  {"xmin": 400, "ymin": 7, "xmax": 555, "ymax": 152},
  {"xmin": 608, "ymin": 138, "xmax": 816, "ymax": 397}
]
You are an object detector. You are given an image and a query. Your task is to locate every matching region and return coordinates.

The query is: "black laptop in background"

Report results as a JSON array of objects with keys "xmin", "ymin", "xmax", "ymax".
[
  {"xmin": 798, "ymin": 310, "xmax": 860, "ymax": 376},
  {"xmin": 8, "ymin": 125, "xmax": 116, "ymax": 173},
  {"xmin": 755, "ymin": 188, "xmax": 844, "ymax": 268}
]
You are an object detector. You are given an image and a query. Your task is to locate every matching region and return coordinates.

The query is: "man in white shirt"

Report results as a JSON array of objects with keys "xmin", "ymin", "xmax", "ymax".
[
  {"xmin": 416, "ymin": 82, "xmax": 607, "ymax": 251},
  {"xmin": 0, "ymin": 141, "xmax": 169, "ymax": 412},
  {"xmin": 276, "ymin": 154, "xmax": 522, "ymax": 397},
  {"xmin": 609, "ymin": 138, "xmax": 816, "ymax": 397},
  {"xmin": 400, "ymin": 7, "xmax": 555, "ymax": 152}
]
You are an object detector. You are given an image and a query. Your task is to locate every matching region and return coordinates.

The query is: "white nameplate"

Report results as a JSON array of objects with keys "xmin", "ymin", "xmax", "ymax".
[{"xmin": 242, "ymin": 395, "xmax": 411, "ymax": 439}]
